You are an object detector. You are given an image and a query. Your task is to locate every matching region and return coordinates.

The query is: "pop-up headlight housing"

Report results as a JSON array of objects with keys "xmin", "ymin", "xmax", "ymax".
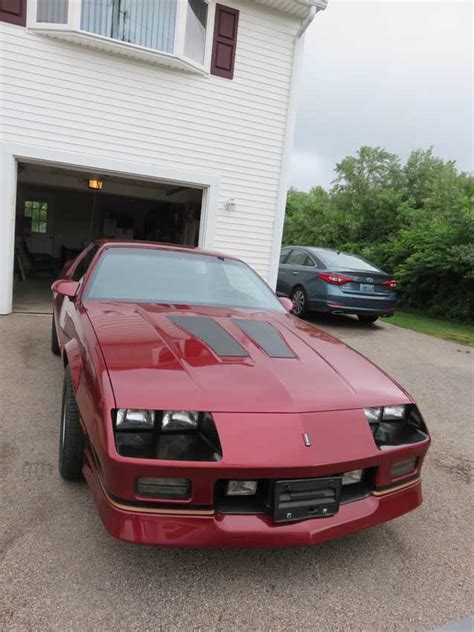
[
  {"xmin": 364, "ymin": 404, "xmax": 428, "ymax": 450},
  {"xmin": 113, "ymin": 409, "xmax": 222, "ymax": 461},
  {"xmin": 162, "ymin": 411, "xmax": 199, "ymax": 432},
  {"xmin": 116, "ymin": 409, "xmax": 156, "ymax": 430}
]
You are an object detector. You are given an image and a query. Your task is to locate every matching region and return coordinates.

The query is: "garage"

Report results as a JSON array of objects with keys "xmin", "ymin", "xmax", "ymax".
[{"xmin": 12, "ymin": 162, "xmax": 203, "ymax": 313}]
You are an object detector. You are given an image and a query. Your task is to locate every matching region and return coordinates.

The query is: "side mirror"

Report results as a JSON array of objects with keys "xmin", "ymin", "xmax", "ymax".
[
  {"xmin": 51, "ymin": 279, "xmax": 80, "ymax": 299},
  {"xmin": 279, "ymin": 297, "xmax": 294, "ymax": 313}
]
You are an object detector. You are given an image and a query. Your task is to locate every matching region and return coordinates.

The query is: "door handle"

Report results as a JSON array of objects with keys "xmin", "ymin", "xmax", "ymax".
[{"xmin": 292, "ymin": 271, "xmax": 299, "ymax": 275}]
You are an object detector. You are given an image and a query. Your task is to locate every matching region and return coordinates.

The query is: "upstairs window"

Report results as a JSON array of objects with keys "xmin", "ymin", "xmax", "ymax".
[
  {"xmin": 80, "ymin": 0, "xmax": 177, "ymax": 55},
  {"xmin": 28, "ymin": 0, "xmax": 229, "ymax": 72},
  {"xmin": 184, "ymin": 0, "xmax": 208, "ymax": 65}
]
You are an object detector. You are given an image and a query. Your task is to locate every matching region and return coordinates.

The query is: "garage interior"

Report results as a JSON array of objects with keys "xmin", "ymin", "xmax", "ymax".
[{"xmin": 13, "ymin": 162, "xmax": 203, "ymax": 313}]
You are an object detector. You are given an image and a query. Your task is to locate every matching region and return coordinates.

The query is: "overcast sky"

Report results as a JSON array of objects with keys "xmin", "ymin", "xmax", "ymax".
[{"xmin": 290, "ymin": 0, "xmax": 473, "ymax": 190}]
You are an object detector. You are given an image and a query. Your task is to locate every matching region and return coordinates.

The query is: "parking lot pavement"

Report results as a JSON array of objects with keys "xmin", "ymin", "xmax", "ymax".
[{"xmin": 1, "ymin": 313, "xmax": 472, "ymax": 631}]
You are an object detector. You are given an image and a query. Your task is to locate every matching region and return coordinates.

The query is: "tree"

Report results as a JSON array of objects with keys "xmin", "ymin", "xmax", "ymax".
[{"xmin": 282, "ymin": 146, "xmax": 474, "ymax": 323}]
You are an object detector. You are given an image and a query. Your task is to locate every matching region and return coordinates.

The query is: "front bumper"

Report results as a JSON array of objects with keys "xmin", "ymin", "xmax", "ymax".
[{"xmin": 84, "ymin": 460, "xmax": 422, "ymax": 547}]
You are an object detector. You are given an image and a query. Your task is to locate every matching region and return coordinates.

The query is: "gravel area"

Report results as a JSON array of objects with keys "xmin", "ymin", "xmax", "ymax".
[{"xmin": 0, "ymin": 312, "xmax": 472, "ymax": 631}]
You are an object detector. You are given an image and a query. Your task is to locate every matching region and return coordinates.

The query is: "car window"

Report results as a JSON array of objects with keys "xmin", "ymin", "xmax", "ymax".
[
  {"xmin": 84, "ymin": 248, "xmax": 285, "ymax": 312},
  {"xmin": 285, "ymin": 250, "xmax": 315, "ymax": 267},
  {"xmin": 71, "ymin": 245, "xmax": 100, "ymax": 281},
  {"xmin": 279, "ymin": 248, "xmax": 291, "ymax": 264},
  {"xmin": 315, "ymin": 250, "xmax": 381, "ymax": 272}
]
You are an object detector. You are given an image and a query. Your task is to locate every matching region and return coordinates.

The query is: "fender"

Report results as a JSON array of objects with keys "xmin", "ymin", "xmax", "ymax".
[{"xmin": 63, "ymin": 339, "xmax": 82, "ymax": 392}]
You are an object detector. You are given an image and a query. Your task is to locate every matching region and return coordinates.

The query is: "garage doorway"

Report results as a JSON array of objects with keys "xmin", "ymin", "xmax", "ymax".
[{"xmin": 13, "ymin": 162, "xmax": 203, "ymax": 313}]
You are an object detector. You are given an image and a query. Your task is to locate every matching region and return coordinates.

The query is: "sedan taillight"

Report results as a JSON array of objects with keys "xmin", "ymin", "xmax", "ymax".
[
  {"xmin": 319, "ymin": 272, "xmax": 354, "ymax": 285},
  {"xmin": 383, "ymin": 280, "xmax": 397, "ymax": 290}
]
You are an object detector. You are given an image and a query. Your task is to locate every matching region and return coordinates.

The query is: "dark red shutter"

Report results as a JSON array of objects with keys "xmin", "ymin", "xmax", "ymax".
[
  {"xmin": 211, "ymin": 4, "xmax": 239, "ymax": 80},
  {"xmin": 0, "ymin": 0, "xmax": 26, "ymax": 26}
]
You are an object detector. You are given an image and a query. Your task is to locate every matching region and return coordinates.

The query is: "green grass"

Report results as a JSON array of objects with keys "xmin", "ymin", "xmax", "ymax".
[{"xmin": 389, "ymin": 310, "xmax": 474, "ymax": 347}]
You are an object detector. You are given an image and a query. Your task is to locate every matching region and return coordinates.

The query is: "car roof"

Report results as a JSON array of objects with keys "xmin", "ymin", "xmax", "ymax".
[
  {"xmin": 284, "ymin": 246, "xmax": 358, "ymax": 258},
  {"xmin": 93, "ymin": 240, "xmax": 241, "ymax": 262}
]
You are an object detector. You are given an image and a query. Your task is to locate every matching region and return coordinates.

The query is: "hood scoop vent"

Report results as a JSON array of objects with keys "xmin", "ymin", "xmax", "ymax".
[
  {"xmin": 169, "ymin": 315, "xmax": 249, "ymax": 357},
  {"xmin": 231, "ymin": 319, "xmax": 296, "ymax": 359}
]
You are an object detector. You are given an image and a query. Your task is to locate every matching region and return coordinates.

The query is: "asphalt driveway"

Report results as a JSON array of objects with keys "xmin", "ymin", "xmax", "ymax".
[{"xmin": 1, "ymin": 313, "xmax": 472, "ymax": 631}]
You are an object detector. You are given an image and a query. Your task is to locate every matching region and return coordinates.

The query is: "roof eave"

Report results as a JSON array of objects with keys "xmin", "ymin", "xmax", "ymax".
[{"xmin": 253, "ymin": 0, "xmax": 328, "ymax": 20}]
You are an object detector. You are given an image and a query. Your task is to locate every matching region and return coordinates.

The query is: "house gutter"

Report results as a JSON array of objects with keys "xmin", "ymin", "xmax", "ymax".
[
  {"xmin": 296, "ymin": 1, "xmax": 328, "ymax": 36},
  {"xmin": 267, "ymin": 1, "xmax": 327, "ymax": 289}
]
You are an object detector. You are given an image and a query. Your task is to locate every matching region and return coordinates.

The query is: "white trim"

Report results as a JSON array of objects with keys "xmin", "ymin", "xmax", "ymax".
[
  {"xmin": 0, "ymin": 142, "xmax": 220, "ymax": 315},
  {"xmin": 174, "ymin": 0, "xmax": 188, "ymax": 57},
  {"xmin": 267, "ymin": 32, "xmax": 306, "ymax": 290},
  {"xmin": 0, "ymin": 151, "xmax": 19, "ymax": 316},
  {"xmin": 68, "ymin": 0, "xmax": 82, "ymax": 30},
  {"xmin": 202, "ymin": 0, "xmax": 216, "ymax": 73}
]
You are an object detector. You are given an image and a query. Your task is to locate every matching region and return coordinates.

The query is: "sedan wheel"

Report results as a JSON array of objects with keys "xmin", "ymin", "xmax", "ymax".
[
  {"xmin": 291, "ymin": 287, "xmax": 308, "ymax": 317},
  {"xmin": 59, "ymin": 367, "xmax": 84, "ymax": 480},
  {"xmin": 357, "ymin": 314, "xmax": 379, "ymax": 324}
]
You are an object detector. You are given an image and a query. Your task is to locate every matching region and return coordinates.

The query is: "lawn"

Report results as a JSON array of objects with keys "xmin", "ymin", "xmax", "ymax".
[{"xmin": 389, "ymin": 310, "xmax": 474, "ymax": 347}]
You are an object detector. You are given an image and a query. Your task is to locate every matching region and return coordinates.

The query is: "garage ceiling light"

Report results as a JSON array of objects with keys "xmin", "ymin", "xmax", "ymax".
[{"xmin": 88, "ymin": 178, "xmax": 103, "ymax": 190}]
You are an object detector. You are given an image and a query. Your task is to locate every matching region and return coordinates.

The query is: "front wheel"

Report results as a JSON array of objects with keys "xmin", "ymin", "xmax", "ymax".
[
  {"xmin": 357, "ymin": 314, "xmax": 379, "ymax": 324},
  {"xmin": 59, "ymin": 367, "xmax": 84, "ymax": 480},
  {"xmin": 291, "ymin": 286, "xmax": 308, "ymax": 317}
]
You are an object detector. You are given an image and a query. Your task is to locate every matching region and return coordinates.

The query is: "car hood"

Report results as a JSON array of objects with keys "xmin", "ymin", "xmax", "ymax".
[{"xmin": 85, "ymin": 301, "xmax": 410, "ymax": 413}]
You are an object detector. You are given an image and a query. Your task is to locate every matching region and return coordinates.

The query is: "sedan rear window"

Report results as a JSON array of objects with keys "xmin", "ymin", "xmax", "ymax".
[
  {"xmin": 315, "ymin": 250, "xmax": 381, "ymax": 272},
  {"xmin": 84, "ymin": 248, "xmax": 284, "ymax": 312}
]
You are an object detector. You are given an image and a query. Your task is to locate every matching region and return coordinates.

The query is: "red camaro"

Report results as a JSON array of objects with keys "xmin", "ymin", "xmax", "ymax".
[{"xmin": 52, "ymin": 241, "xmax": 430, "ymax": 547}]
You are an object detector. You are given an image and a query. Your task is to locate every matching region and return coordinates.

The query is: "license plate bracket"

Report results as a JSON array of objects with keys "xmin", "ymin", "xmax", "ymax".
[{"xmin": 273, "ymin": 477, "xmax": 342, "ymax": 524}]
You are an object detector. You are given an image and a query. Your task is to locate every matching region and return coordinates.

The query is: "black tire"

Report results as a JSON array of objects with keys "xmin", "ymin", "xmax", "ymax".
[
  {"xmin": 357, "ymin": 315, "xmax": 379, "ymax": 324},
  {"xmin": 51, "ymin": 315, "xmax": 60, "ymax": 356},
  {"xmin": 59, "ymin": 367, "xmax": 84, "ymax": 481},
  {"xmin": 291, "ymin": 286, "xmax": 308, "ymax": 317}
]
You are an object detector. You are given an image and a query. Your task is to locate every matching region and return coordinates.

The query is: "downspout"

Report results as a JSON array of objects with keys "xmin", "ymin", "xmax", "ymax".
[
  {"xmin": 267, "ymin": 3, "xmax": 326, "ymax": 289},
  {"xmin": 297, "ymin": 5, "xmax": 317, "ymax": 37}
]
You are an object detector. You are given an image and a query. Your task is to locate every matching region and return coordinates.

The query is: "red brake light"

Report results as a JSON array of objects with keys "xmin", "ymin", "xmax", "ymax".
[
  {"xmin": 319, "ymin": 273, "xmax": 354, "ymax": 285},
  {"xmin": 383, "ymin": 280, "xmax": 397, "ymax": 290}
]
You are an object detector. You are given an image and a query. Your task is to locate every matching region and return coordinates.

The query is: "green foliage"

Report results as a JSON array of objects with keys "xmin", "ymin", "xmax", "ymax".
[{"xmin": 283, "ymin": 147, "xmax": 474, "ymax": 323}]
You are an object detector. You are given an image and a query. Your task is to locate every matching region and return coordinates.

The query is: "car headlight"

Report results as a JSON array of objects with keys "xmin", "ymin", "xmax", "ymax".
[
  {"xmin": 364, "ymin": 405, "xmax": 407, "ymax": 423},
  {"xmin": 364, "ymin": 404, "xmax": 428, "ymax": 450},
  {"xmin": 162, "ymin": 411, "xmax": 199, "ymax": 432},
  {"xmin": 116, "ymin": 409, "xmax": 156, "ymax": 430},
  {"xmin": 113, "ymin": 409, "xmax": 222, "ymax": 462}
]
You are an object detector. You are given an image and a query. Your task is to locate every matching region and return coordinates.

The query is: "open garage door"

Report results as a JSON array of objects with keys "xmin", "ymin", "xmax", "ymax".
[{"xmin": 13, "ymin": 162, "xmax": 203, "ymax": 313}]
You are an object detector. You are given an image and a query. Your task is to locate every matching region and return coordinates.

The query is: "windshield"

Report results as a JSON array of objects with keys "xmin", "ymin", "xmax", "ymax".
[
  {"xmin": 314, "ymin": 250, "xmax": 381, "ymax": 272},
  {"xmin": 84, "ymin": 247, "xmax": 284, "ymax": 312}
]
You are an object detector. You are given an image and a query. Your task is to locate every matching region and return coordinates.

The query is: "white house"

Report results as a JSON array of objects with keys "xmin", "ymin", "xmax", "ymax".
[{"xmin": 0, "ymin": 0, "xmax": 327, "ymax": 314}]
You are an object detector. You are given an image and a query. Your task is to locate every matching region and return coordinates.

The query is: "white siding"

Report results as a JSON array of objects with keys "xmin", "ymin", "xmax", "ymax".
[{"xmin": 0, "ymin": 0, "xmax": 299, "ymax": 279}]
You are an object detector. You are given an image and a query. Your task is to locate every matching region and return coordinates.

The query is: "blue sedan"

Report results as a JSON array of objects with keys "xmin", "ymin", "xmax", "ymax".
[{"xmin": 277, "ymin": 246, "xmax": 397, "ymax": 323}]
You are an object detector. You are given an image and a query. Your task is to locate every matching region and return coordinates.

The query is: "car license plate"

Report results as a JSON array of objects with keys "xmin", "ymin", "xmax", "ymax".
[
  {"xmin": 360, "ymin": 283, "xmax": 374, "ymax": 293},
  {"xmin": 273, "ymin": 477, "xmax": 342, "ymax": 523}
]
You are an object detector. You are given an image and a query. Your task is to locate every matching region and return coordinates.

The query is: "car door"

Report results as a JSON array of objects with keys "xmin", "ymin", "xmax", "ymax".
[
  {"xmin": 282, "ymin": 249, "xmax": 318, "ymax": 297},
  {"xmin": 276, "ymin": 247, "xmax": 293, "ymax": 295}
]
